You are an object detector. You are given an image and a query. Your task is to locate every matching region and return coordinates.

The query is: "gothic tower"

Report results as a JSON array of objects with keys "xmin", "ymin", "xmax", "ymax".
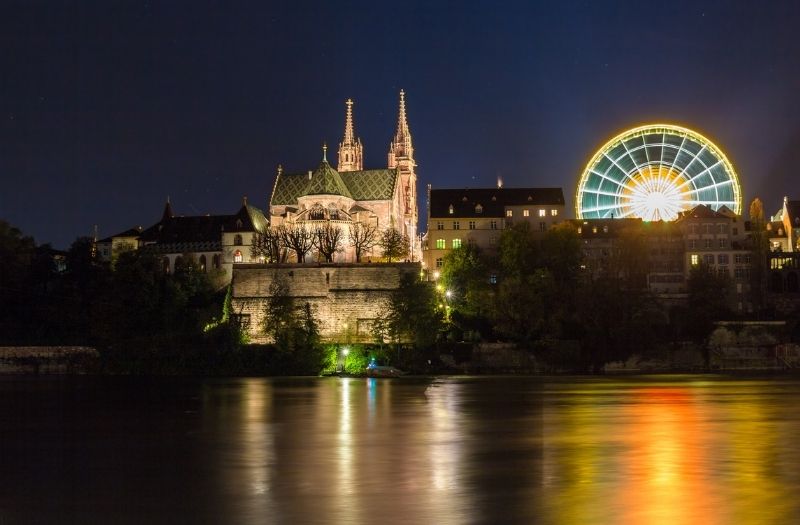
[
  {"xmin": 387, "ymin": 89, "xmax": 418, "ymax": 258},
  {"xmin": 337, "ymin": 98, "xmax": 363, "ymax": 172}
]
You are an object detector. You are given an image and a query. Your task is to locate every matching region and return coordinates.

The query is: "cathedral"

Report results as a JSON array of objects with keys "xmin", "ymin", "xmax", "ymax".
[{"xmin": 268, "ymin": 91, "xmax": 419, "ymax": 261}]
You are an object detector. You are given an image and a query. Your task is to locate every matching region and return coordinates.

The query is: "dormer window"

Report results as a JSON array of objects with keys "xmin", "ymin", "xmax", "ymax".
[
  {"xmin": 448, "ymin": 204, "xmax": 454, "ymax": 215},
  {"xmin": 527, "ymin": 195, "xmax": 533, "ymax": 201},
  {"xmin": 475, "ymin": 204, "xmax": 483, "ymax": 214},
  {"xmin": 462, "ymin": 196, "xmax": 468, "ymax": 202},
  {"xmin": 236, "ymin": 219, "xmax": 243, "ymax": 229}
]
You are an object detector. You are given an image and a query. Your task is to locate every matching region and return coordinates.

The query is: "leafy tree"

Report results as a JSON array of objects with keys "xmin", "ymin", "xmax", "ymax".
[
  {"xmin": 748, "ymin": 197, "xmax": 769, "ymax": 314},
  {"xmin": 262, "ymin": 272, "xmax": 322, "ymax": 370},
  {"xmin": 440, "ymin": 244, "xmax": 493, "ymax": 338},
  {"xmin": 349, "ymin": 221, "xmax": 379, "ymax": 262},
  {"xmin": 378, "ymin": 227, "xmax": 409, "ymax": 262},
  {"xmin": 492, "ymin": 269, "xmax": 557, "ymax": 346},
  {"xmin": 498, "ymin": 222, "xmax": 537, "ymax": 277},
  {"xmin": 375, "ymin": 272, "xmax": 442, "ymax": 348},
  {"xmin": 540, "ymin": 222, "xmax": 582, "ymax": 287},
  {"xmin": 686, "ymin": 262, "xmax": 733, "ymax": 363}
]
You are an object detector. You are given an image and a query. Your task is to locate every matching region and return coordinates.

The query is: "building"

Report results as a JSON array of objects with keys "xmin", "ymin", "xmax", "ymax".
[
  {"xmin": 97, "ymin": 198, "xmax": 269, "ymax": 285},
  {"xmin": 268, "ymin": 92, "xmax": 419, "ymax": 262},
  {"xmin": 422, "ymin": 186, "xmax": 565, "ymax": 272},
  {"xmin": 771, "ymin": 196, "xmax": 800, "ymax": 252}
]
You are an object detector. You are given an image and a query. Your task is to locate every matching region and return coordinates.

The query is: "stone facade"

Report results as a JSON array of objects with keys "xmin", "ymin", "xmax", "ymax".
[{"xmin": 231, "ymin": 263, "xmax": 421, "ymax": 343}]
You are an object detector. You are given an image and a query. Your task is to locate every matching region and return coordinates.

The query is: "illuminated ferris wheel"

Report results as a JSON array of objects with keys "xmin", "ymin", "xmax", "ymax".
[{"xmin": 575, "ymin": 124, "xmax": 742, "ymax": 221}]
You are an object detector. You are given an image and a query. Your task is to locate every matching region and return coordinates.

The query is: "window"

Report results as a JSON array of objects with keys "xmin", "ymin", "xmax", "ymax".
[
  {"xmin": 453, "ymin": 221, "xmax": 460, "ymax": 230},
  {"xmin": 719, "ymin": 239, "xmax": 727, "ymax": 248},
  {"xmin": 467, "ymin": 238, "xmax": 475, "ymax": 246},
  {"xmin": 435, "ymin": 239, "xmax": 445, "ymax": 249},
  {"xmin": 691, "ymin": 254, "xmax": 699, "ymax": 265},
  {"xmin": 689, "ymin": 240, "xmax": 697, "ymax": 249},
  {"xmin": 538, "ymin": 209, "xmax": 546, "ymax": 217},
  {"xmin": 733, "ymin": 227, "xmax": 739, "ymax": 235},
  {"xmin": 437, "ymin": 221, "xmax": 444, "ymax": 230},
  {"xmin": 690, "ymin": 224, "xmax": 699, "ymax": 234},
  {"xmin": 469, "ymin": 221, "xmax": 476, "ymax": 230},
  {"xmin": 490, "ymin": 235, "xmax": 497, "ymax": 245},
  {"xmin": 539, "ymin": 222, "xmax": 546, "ymax": 232},
  {"xmin": 448, "ymin": 205, "xmax": 454, "ymax": 215},
  {"xmin": 212, "ymin": 254, "xmax": 221, "ymax": 269},
  {"xmin": 703, "ymin": 224, "xmax": 713, "ymax": 234},
  {"xmin": 718, "ymin": 224, "xmax": 728, "ymax": 234},
  {"xmin": 577, "ymin": 227, "xmax": 582, "ymax": 234},
  {"xmin": 490, "ymin": 220, "xmax": 498, "ymax": 230},
  {"xmin": 718, "ymin": 254, "xmax": 729, "ymax": 264},
  {"xmin": 234, "ymin": 234, "xmax": 243, "ymax": 246},
  {"xmin": 489, "ymin": 274, "xmax": 497, "ymax": 284},
  {"xmin": 506, "ymin": 210, "xmax": 513, "ymax": 217},
  {"xmin": 435, "ymin": 257, "xmax": 443, "ymax": 268},
  {"xmin": 735, "ymin": 254, "xmax": 743, "ymax": 264},
  {"xmin": 551, "ymin": 209, "xmax": 558, "ymax": 216},
  {"xmin": 233, "ymin": 250, "xmax": 243, "ymax": 263},
  {"xmin": 452, "ymin": 239, "xmax": 462, "ymax": 249},
  {"xmin": 475, "ymin": 204, "xmax": 483, "ymax": 214},
  {"xmin": 523, "ymin": 209, "xmax": 530, "ymax": 217},
  {"xmin": 199, "ymin": 254, "xmax": 207, "ymax": 272},
  {"xmin": 704, "ymin": 239, "xmax": 713, "ymax": 249},
  {"xmin": 745, "ymin": 254, "xmax": 752, "ymax": 264},
  {"xmin": 704, "ymin": 254, "xmax": 715, "ymax": 265}
]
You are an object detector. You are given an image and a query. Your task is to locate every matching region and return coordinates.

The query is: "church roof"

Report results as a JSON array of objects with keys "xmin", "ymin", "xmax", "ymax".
[
  {"xmin": 138, "ymin": 204, "xmax": 269, "ymax": 248},
  {"xmin": 305, "ymin": 160, "xmax": 352, "ymax": 198},
  {"xmin": 270, "ymin": 167, "xmax": 399, "ymax": 205},
  {"xmin": 429, "ymin": 187, "xmax": 565, "ymax": 218}
]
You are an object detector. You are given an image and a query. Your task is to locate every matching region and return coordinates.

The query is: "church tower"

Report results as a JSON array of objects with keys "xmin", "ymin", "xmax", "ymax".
[
  {"xmin": 388, "ymin": 90, "xmax": 418, "ymax": 256},
  {"xmin": 337, "ymin": 98, "xmax": 363, "ymax": 172}
]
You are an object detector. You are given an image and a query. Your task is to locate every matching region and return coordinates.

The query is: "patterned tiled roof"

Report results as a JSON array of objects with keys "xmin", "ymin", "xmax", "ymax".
[
  {"xmin": 305, "ymin": 160, "xmax": 352, "ymax": 198},
  {"xmin": 270, "ymin": 166, "xmax": 398, "ymax": 205}
]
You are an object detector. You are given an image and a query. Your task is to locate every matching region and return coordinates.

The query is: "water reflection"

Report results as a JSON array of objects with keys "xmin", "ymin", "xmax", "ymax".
[{"xmin": 2, "ymin": 376, "xmax": 800, "ymax": 524}]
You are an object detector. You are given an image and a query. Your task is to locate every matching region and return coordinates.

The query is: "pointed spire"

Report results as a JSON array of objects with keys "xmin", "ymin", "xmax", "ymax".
[
  {"xmin": 338, "ymin": 98, "xmax": 363, "ymax": 171},
  {"xmin": 242, "ymin": 195, "xmax": 248, "ymax": 207},
  {"xmin": 388, "ymin": 89, "xmax": 414, "ymax": 168},
  {"xmin": 162, "ymin": 197, "xmax": 174, "ymax": 222},
  {"xmin": 322, "ymin": 142, "xmax": 328, "ymax": 162}
]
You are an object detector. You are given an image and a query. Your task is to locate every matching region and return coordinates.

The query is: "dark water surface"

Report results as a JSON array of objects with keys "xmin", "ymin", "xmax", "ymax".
[{"xmin": 2, "ymin": 375, "xmax": 800, "ymax": 524}]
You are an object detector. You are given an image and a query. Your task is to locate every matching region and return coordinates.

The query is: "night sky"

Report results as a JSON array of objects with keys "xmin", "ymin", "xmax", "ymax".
[{"xmin": 3, "ymin": 1, "xmax": 799, "ymax": 248}]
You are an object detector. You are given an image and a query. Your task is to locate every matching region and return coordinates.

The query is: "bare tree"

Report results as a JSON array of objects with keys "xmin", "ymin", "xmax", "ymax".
[
  {"xmin": 313, "ymin": 222, "xmax": 344, "ymax": 263},
  {"xmin": 282, "ymin": 223, "xmax": 314, "ymax": 263},
  {"xmin": 348, "ymin": 221, "xmax": 379, "ymax": 262},
  {"xmin": 378, "ymin": 227, "xmax": 409, "ymax": 262},
  {"xmin": 251, "ymin": 226, "xmax": 287, "ymax": 263}
]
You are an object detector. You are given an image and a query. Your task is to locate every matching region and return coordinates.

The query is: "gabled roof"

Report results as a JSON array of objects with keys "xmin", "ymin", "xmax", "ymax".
[
  {"xmin": 98, "ymin": 227, "xmax": 142, "ymax": 243},
  {"xmin": 429, "ymin": 187, "xmax": 565, "ymax": 218},
  {"xmin": 138, "ymin": 204, "xmax": 268, "ymax": 247},
  {"xmin": 270, "ymin": 166, "xmax": 398, "ymax": 205},
  {"xmin": 676, "ymin": 204, "xmax": 733, "ymax": 220}
]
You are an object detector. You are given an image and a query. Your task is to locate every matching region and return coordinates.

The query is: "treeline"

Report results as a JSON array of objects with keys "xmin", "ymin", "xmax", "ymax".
[{"xmin": 439, "ymin": 222, "xmax": 742, "ymax": 372}]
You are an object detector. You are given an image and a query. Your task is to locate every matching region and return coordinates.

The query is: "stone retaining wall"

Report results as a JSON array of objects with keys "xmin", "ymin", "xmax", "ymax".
[
  {"xmin": 231, "ymin": 263, "xmax": 420, "ymax": 343},
  {"xmin": 0, "ymin": 346, "xmax": 99, "ymax": 374}
]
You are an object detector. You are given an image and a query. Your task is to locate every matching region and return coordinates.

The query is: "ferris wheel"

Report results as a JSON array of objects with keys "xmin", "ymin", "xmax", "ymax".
[{"xmin": 575, "ymin": 124, "xmax": 742, "ymax": 221}]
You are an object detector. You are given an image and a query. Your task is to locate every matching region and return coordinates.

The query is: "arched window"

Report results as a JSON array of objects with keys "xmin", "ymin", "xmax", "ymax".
[
  {"xmin": 234, "ymin": 234, "xmax": 243, "ymax": 246},
  {"xmin": 162, "ymin": 257, "xmax": 171, "ymax": 274},
  {"xmin": 174, "ymin": 256, "xmax": 184, "ymax": 271},
  {"xmin": 310, "ymin": 205, "xmax": 325, "ymax": 220},
  {"xmin": 212, "ymin": 254, "xmax": 221, "ymax": 269},
  {"xmin": 234, "ymin": 250, "xmax": 243, "ymax": 263},
  {"xmin": 199, "ymin": 254, "xmax": 207, "ymax": 272}
]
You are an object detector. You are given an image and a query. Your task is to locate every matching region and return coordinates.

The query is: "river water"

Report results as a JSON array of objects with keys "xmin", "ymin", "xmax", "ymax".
[{"xmin": 1, "ymin": 375, "xmax": 799, "ymax": 524}]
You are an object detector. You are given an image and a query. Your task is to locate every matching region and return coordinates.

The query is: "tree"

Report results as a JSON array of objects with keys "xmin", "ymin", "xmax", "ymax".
[
  {"xmin": 378, "ymin": 227, "xmax": 409, "ymax": 262},
  {"xmin": 686, "ymin": 262, "xmax": 733, "ymax": 362},
  {"xmin": 375, "ymin": 272, "xmax": 443, "ymax": 348},
  {"xmin": 313, "ymin": 222, "xmax": 344, "ymax": 262},
  {"xmin": 492, "ymin": 269, "xmax": 557, "ymax": 346},
  {"xmin": 440, "ymin": 244, "xmax": 493, "ymax": 338},
  {"xmin": 251, "ymin": 226, "xmax": 287, "ymax": 263},
  {"xmin": 748, "ymin": 197, "xmax": 769, "ymax": 315},
  {"xmin": 282, "ymin": 223, "xmax": 314, "ymax": 263},
  {"xmin": 498, "ymin": 222, "xmax": 537, "ymax": 277},
  {"xmin": 349, "ymin": 221, "xmax": 379, "ymax": 262},
  {"xmin": 540, "ymin": 222, "xmax": 582, "ymax": 288}
]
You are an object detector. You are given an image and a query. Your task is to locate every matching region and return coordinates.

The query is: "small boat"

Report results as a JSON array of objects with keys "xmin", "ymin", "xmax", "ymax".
[{"xmin": 366, "ymin": 364, "xmax": 405, "ymax": 377}]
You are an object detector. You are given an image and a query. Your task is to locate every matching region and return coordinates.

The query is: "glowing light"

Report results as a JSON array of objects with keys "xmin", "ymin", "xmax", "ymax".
[
  {"xmin": 576, "ymin": 124, "xmax": 742, "ymax": 220},
  {"xmin": 433, "ymin": 271, "xmax": 440, "ymax": 280}
]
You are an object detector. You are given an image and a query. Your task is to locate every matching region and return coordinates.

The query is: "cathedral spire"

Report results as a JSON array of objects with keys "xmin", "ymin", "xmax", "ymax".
[
  {"xmin": 337, "ymin": 98, "xmax": 363, "ymax": 172},
  {"xmin": 162, "ymin": 197, "xmax": 174, "ymax": 222},
  {"xmin": 388, "ymin": 89, "xmax": 414, "ymax": 168}
]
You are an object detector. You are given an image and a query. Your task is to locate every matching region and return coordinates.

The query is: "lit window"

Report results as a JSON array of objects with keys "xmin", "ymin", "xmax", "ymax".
[
  {"xmin": 551, "ymin": 209, "xmax": 558, "ymax": 216},
  {"xmin": 592, "ymin": 226, "xmax": 598, "ymax": 233},
  {"xmin": 453, "ymin": 221, "xmax": 459, "ymax": 230},
  {"xmin": 475, "ymin": 204, "xmax": 483, "ymax": 214},
  {"xmin": 436, "ymin": 239, "xmax": 445, "ymax": 249},
  {"xmin": 435, "ymin": 257, "xmax": 443, "ymax": 268},
  {"xmin": 489, "ymin": 274, "xmax": 497, "ymax": 284},
  {"xmin": 523, "ymin": 209, "xmax": 530, "ymax": 217},
  {"xmin": 469, "ymin": 221, "xmax": 476, "ymax": 230},
  {"xmin": 234, "ymin": 250, "xmax": 243, "ymax": 263},
  {"xmin": 577, "ymin": 227, "xmax": 582, "ymax": 234},
  {"xmin": 436, "ymin": 221, "xmax": 444, "ymax": 230},
  {"xmin": 452, "ymin": 239, "xmax": 462, "ymax": 249},
  {"xmin": 691, "ymin": 254, "xmax": 699, "ymax": 265},
  {"xmin": 603, "ymin": 225, "xmax": 608, "ymax": 233},
  {"xmin": 448, "ymin": 205, "xmax": 454, "ymax": 215},
  {"xmin": 506, "ymin": 210, "xmax": 513, "ymax": 217},
  {"xmin": 538, "ymin": 209, "xmax": 546, "ymax": 217}
]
